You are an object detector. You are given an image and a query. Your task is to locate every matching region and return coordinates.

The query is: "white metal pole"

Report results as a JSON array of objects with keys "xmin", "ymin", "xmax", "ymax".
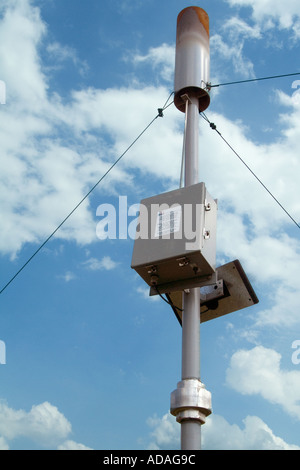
[
  {"xmin": 181, "ymin": 95, "xmax": 202, "ymax": 450},
  {"xmin": 170, "ymin": 7, "xmax": 212, "ymax": 451},
  {"xmin": 184, "ymin": 96, "xmax": 199, "ymax": 188}
]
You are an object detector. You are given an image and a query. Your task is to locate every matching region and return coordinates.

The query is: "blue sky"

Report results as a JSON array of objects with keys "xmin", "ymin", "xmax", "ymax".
[{"xmin": 0, "ymin": 0, "xmax": 300, "ymax": 450}]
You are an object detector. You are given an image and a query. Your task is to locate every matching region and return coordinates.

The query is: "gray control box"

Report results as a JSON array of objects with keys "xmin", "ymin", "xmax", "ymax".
[{"xmin": 131, "ymin": 182, "xmax": 217, "ymax": 287}]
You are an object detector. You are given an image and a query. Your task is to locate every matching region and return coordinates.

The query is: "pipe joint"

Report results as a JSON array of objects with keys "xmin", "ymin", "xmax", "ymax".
[{"xmin": 170, "ymin": 378, "xmax": 212, "ymax": 424}]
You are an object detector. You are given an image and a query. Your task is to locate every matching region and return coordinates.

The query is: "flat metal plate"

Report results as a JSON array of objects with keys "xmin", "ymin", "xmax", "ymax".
[{"xmin": 165, "ymin": 260, "xmax": 259, "ymax": 324}]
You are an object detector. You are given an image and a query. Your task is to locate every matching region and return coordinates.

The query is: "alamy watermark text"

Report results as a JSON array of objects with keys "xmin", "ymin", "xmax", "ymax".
[
  {"xmin": 0, "ymin": 80, "xmax": 6, "ymax": 105},
  {"xmin": 0, "ymin": 340, "xmax": 6, "ymax": 365},
  {"xmin": 95, "ymin": 196, "xmax": 207, "ymax": 250},
  {"xmin": 292, "ymin": 340, "xmax": 300, "ymax": 365}
]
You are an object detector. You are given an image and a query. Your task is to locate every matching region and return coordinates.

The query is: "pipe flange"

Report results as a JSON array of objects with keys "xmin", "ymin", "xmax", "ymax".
[{"xmin": 170, "ymin": 378, "xmax": 212, "ymax": 424}]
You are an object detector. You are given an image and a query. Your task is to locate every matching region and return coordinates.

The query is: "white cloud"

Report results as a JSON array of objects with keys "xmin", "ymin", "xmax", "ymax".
[
  {"xmin": 203, "ymin": 414, "xmax": 300, "ymax": 450},
  {"xmin": 0, "ymin": 1, "xmax": 99, "ymax": 257},
  {"xmin": 226, "ymin": 0, "xmax": 300, "ymax": 36},
  {"xmin": 223, "ymin": 16, "xmax": 262, "ymax": 40},
  {"xmin": 0, "ymin": 56, "xmax": 177, "ymax": 258},
  {"xmin": 0, "ymin": 0, "xmax": 162, "ymax": 260},
  {"xmin": 211, "ymin": 33, "xmax": 255, "ymax": 78},
  {"xmin": 130, "ymin": 43, "xmax": 175, "ymax": 83},
  {"xmin": 0, "ymin": 400, "xmax": 71, "ymax": 447},
  {"xmin": 0, "ymin": 436, "xmax": 9, "ymax": 450},
  {"xmin": 210, "ymin": 15, "xmax": 261, "ymax": 79},
  {"xmin": 57, "ymin": 440, "xmax": 92, "ymax": 450},
  {"xmin": 0, "ymin": 0, "xmax": 47, "ymax": 107},
  {"xmin": 136, "ymin": 286, "xmax": 160, "ymax": 301},
  {"xmin": 146, "ymin": 413, "xmax": 180, "ymax": 450},
  {"xmin": 226, "ymin": 346, "xmax": 300, "ymax": 419},
  {"xmin": 82, "ymin": 256, "xmax": 119, "ymax": 271},
  {"xmin": 59, "ymin": 271, "xmax": 77, "ymax": 283},
  {"xmin": 145, "ymin": 410, "xmax": 300, "ymax": 450},
  {"xmin": 0, "ymin": 2, "xmax": 182, "ymax": 261},
  {"xmin": 254, "ymin": 283, "xmax": 300, "ymax": 327},
  {"xmin": 46, "ymin": 41, "xmax": 89, "ymax": 76},
  {"xmin": 0, "ymin": 399, "xmax": 92, "ymax": 449}
]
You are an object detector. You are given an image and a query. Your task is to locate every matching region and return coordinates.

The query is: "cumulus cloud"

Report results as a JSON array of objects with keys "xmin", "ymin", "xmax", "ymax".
[
  {"xmin": 130, "ymin": 43, "xmax": 175, "ymax": 83},
  {"xmin": 223, "ymin": 16, "xmax": 262, "ymax": 40},
  {"xmin": 0, "ymin": 0, "xmax": 47, "ymax": 107},
  {"xmin": 226, "ymin": 0, "xmax": 300, "ymax": 35},
  {"xmin": 210, "ymin": 34, "xmax": 255, "ymax": 78},
  {"xmin": 146, "ymin": 413, "xmax": 180, "ymax": 450},
  {"xmin": 203, "ymin": 414, "xmax": 300, "ymax": 450},
  {"xmin": 145, "ymin": 411, "xmax": 300, "ymax": 450},
  {"xmin": 0, "ymin": 400, "xmax": 71, "ymax": 447},
  {"xmin": 0, "ymin": 399, "xmax": 91, "ymax": 450},
  {"xmin": 0, "ymin": 1, "xmax": 96, "ymax": 257},
  {"xmin": 0, "ymin": 1, "xmax": 181, "ymax": 260},
  {"xmin": 226, "ymin": 346, "xmax": 300, "ymax": 419},
  {"xmin": 145, "ymin": 347, "xmax": 300, "ymax": 449}
]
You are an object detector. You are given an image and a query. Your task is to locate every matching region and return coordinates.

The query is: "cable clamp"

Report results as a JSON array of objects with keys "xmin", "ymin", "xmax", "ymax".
[{"xmin": 205, "ymin": 82, "xmax": 212, "ymax": 91}]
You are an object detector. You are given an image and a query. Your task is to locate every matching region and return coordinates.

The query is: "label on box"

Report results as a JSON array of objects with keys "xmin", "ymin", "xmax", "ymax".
[{"xmin": 155, "ymin": 205, "xmax": 182, "ymax": 238}]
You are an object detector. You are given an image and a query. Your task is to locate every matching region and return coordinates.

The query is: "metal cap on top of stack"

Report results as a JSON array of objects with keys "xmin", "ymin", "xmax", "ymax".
[{"xmin": 174, "ymin": 6, "xmax": 210, "ymax": 113}]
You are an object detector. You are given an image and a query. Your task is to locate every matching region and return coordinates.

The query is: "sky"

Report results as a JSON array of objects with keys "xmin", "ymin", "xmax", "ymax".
[{"xmin": 0, "ymin": 0, "xmax": 300, "ymax": 451}]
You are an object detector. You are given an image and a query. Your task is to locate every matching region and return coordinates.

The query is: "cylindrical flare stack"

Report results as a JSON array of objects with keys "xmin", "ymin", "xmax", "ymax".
[{"xmin": 174, "ymin": 7, "xmax": 210, "ymax": 113}]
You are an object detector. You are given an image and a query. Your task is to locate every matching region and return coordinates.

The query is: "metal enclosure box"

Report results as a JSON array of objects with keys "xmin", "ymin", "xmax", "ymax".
[{"xmin": 131, "ymin": 182, "xmax": 217, "ymax": 287}]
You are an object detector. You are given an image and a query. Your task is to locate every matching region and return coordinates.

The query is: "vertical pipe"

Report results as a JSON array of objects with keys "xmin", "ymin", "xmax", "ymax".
[
  {"xmin": 172, "ymin": 6, "xmax": 211, "ymax": 451},
  {"xmin": 181, "ymin": 95, "xmax": 202, "ymax": 450},
  {"xmin": 182, "ymin": 282, "xmax": 201, "ymax": 379},
  {"xmin": 184, "ymin": 96, "xmax": 199, "ymax": 188},
  {"xmin": 181, "ymin": 420, "xmax": 202, "ymax": 450}
]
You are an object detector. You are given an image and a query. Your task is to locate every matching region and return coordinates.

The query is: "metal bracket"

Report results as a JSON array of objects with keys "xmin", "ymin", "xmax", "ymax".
[
  {"xmin": 180, "ymin": 93, "xmax": 192, "ymax": 105},
  {"xmin": 200, "ymin": 279, "xmax": 224, "ymax": 303},
  {"xmin": 149, "ymin": 271, "xmax": 218, "ymax": 297}
]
